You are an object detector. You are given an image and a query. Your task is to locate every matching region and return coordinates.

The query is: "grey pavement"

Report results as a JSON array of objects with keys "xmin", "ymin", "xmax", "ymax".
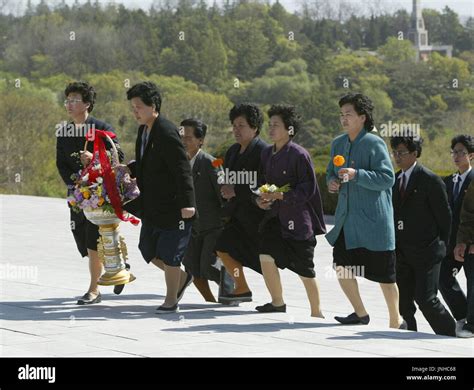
[{"xmin": 0, "ymin": 194, "xmax": 472, "ymax": 357}]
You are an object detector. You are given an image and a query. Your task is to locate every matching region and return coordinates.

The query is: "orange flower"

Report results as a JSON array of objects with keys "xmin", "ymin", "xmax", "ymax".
[
  {"xmin": 83, "ymin": 190, "xmax": 90, "ymax": 199},
  {"xmin": 333, "ymin": 155, "xmax": 345, "ymax": 167},
  {"xmin": 98, "ymin": 197, "xmax": 105, "ymax": 206},
  {"xmin": 212, "ymin": 158, "xmax": 224, "ymax": 168}
]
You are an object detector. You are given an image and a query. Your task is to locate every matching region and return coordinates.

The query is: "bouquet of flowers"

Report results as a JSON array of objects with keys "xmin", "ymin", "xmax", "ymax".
[
  {"xmin": 67, "ymin": 129, "xmax": 140, "ymax": 225},
  {"xmin": 67, "ymin": 164, "xmax": 139, "ymax": 214},
  {"xmin": 251, "ymin": 183, "xmax": 291, "ymax": 196},
  {"xmin": 259, "ymin": 183, "xmax": 291, "ymax": 194}
]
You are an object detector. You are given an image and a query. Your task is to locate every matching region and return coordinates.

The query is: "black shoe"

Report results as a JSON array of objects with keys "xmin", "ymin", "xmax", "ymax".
[
  {"xmin": 113, "ymin": 284, "xmax": 125, "ymax": 295},
  {"xmin": 399, "ymin": 320, "xmax": 408, "ymax": 330},
  {"xmin": 155, "ymin": 303, "xmax": 179, "ymax": 314},
  {"xmin": 77, "ymin": 292, "xmax": 102, "ymax": 305},
  {"xmin": 113, "ymin": 263, "xmax": 131, "ymax": 295},
  {"xmin": 334, "ymin": 312, "xmax": 370, "ymax": 325},
  {"xmin": 222, "ymin": 291, "xmax": 252, "ymax": 303},
  {"xmin": 177, "ymin": 272, "xmax": 194, "ymax": 303},
  {"xmin": 256, "ymin": 303, "xmax": 286, "ymax": 313},
  {"xmin": 218, "ymin": 296, "xmax": 240, "ymax": 306},
  {"xmin": 457, "ymin": 324, "xmax": 474, "ymax": 338}
]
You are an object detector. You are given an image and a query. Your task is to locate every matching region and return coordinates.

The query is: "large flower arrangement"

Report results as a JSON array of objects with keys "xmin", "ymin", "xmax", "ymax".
[
  {"xmin": 68, "ymin": 164, "xmax": 139, "ymax": 214},
  {"xmin": 67, "ymin": 129, "xmax": 140, "ymax": 225}
]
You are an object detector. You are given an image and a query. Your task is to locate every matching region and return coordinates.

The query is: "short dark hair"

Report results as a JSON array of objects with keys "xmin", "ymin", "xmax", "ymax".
[
  {"xmin": 338, "ymin": 93, "xmax": 375, "ymax": 131},
  {"xmin": 390, "ymin": 136, "xmax": 424, "ymax": 158},
  {"xmin": 267, "ymin": 104, "xmax": 302, "ymax": 138},
  {"xmin": 126, "ymin": 81, "xmax": 162, "ymax": 113},
  {"xmin": 64, "ymin": 81, "xmax": 96, "ymax": 113},
  {"xmin": 180, "ymin": 118, "xmax": 207, "ymax": 139},
  {"xmin": 229, "ymin": 103, "xmax": 263, "ymax": 135},
  {"xmin": 451, "ymin": 134, "xmax": 474, "ymax": 154}
]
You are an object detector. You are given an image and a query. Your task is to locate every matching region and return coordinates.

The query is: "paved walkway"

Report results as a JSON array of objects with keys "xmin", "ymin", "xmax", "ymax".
[{"xmin": 0, "ymin": 195, "xmax": 472, "ymax": 357}]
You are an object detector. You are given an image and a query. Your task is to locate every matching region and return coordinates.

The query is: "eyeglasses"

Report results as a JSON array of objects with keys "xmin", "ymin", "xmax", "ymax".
[
  {"xmin": 450, "ymin": 150, "xmax": 468, "ymax": 157},
  {"xmin": 64, "ymin": 99, "xmax": 83, "ymax": 105},
  {"xmin": 391, "ymin": 151, "xmax": 411, "ymax": 158}
]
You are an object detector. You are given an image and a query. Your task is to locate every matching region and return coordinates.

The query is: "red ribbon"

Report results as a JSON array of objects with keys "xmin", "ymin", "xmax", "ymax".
[{"xmin": 86, "ymin": 129, "xmax": 140, "ymax": 226}]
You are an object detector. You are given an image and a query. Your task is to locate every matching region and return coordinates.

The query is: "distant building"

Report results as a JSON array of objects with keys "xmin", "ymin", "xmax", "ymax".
[{"xmin": 408, "ymin": 0, "xmax": 453, "ymax": 61}]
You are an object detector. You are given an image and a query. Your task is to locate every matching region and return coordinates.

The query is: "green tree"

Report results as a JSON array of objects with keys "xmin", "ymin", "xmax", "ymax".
[
  {"xmin": 378, "ymin": 37, "xmax": 416, "ymax": 63},
  {"xmin": 366, "ymin": 16, "xmax": 381, "ymax": 50},
  {"xmin": 0, "ymin": 83, "xmax": 64, "ymax": 197},
  {"xmin": 224, "ymin": 18, "xmax": 271, "ymax": 80},
  {"xmin": 242, "ymin": 59, "xmax": 319, "ymax": 106}
]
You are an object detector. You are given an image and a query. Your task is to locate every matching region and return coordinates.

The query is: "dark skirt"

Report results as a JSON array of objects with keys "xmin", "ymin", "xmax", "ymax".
[
  {"xmin": 214, "ymin": 218, "xmax": 262, "ymax": 274},
  {"xmin": 333, "ymin": 230, "xmax": 396, "ymax": 283},
  {"xmin": 259, "ymin": 218, "xmax": 317, "ymax": 278},
  {"xmin": 70, "ymin": 208, "xmax": 99, "ymax": 257},
  {"xmin": 138, "ymin": 219, "xmax": 192, "ymax": 267}
]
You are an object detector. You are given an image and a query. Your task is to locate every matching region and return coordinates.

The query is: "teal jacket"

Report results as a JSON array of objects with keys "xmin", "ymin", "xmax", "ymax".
[{"xmin": 325, "ymin": 129, "xmax": 396, "ymax": 251}]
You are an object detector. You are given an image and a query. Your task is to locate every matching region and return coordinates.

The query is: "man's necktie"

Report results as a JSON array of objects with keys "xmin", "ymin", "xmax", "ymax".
[
  {"xmin": 399, "ymin": 173, "xmax": 406, "ymax": 200},
  {"xmin": 453, "ymin": 176, "xmax": 461, "ymax": 202}
]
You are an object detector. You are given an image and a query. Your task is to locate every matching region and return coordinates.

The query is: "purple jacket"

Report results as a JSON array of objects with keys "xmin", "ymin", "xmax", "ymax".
[{"xmin": 260, "ymin": 141, "xmax": 326, "ymax": 240}]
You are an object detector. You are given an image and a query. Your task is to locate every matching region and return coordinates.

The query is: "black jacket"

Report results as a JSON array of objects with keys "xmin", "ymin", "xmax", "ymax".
[
  {"xmin": 392, "ymin": 163, "xmax": 452, "ymax": 262},
  {"xmin": 56, "ymin": 116, "xmax": 124, "ymax": 191},
  {"xmin": 223, "ymin": 137, "xmax": 268, "ymax": 228},
  {"xmin": 135, "ymin": 115, "xmax": 195, "ymax": 229},
  {"xmin": 444, "ymin": 169, "xmax": 474, "ymax": 253},
  {"xmin": 191, "ymin": 150, "xmax": 224, "ymax": 234}
]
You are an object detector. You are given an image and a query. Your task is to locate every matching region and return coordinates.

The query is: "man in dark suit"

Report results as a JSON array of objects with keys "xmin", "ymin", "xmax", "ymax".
[
  {"xmin": 127, "ymin": 81, "xmax": 196, "ymax": 314},
  {"xmin": 454, "ymin": 180, "xmax": 474, "ymax": 337},
  {"xmin": 441, "ymin": 135, "xmax": 474, "ymax": 337},
  {"xmin": 180, "ymin": 119, "xmax": 235, "ymax": 303},
  {"xmin": 56, "ymin": 81, "xmax": 125, "ymax": 305},
  {"xmin": 390, "ymin": 136, "xmax": 456, "ymax": 336}
]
